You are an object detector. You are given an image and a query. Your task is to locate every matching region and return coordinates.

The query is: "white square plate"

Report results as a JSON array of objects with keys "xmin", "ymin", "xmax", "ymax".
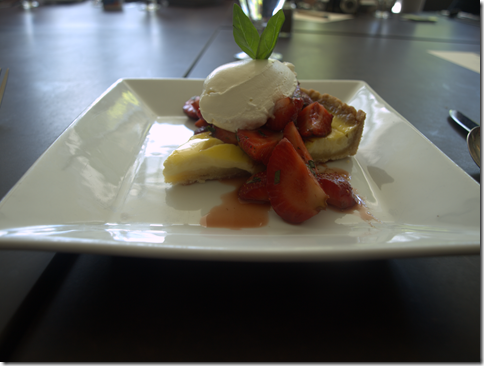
[{"xmin": 0, "ymin": 79, "xmax": 480, "ymax": 261}]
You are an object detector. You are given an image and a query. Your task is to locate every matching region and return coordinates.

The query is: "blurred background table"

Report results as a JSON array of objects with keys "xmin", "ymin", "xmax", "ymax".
[{"xmin": 0, "ymin": 0, "xmax": 480, "ymax": 361}]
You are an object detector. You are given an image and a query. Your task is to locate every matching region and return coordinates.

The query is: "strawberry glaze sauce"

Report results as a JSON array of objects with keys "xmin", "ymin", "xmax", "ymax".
[
  {"xmin": 200, "ymin": 168, "xmax": 376, "ymax": 230},
  {"xmin": 200, "ymin": 177, "xmax": 271, "ymax": 230}
]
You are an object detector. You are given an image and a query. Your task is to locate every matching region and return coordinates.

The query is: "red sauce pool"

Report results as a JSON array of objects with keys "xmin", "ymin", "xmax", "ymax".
[{"xmin": 200, "ymin": 177, "xmax": 271, "ymax": 230}]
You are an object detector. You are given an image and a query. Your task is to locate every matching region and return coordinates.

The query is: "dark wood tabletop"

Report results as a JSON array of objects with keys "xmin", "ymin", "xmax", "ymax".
[{"xmin": 0, "ymin": 0, "xmax": 480, "ymax": 362}]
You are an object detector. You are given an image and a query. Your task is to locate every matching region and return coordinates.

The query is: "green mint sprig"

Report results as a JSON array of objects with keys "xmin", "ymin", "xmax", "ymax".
[{"xmin": 233, "ymin": 3, "xmax": 285, "ymax": 60}]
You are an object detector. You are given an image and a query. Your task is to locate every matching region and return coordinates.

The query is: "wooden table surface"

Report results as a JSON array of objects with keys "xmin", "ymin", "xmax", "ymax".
[{"xmin": 0, "ymin": 1, "xmax": 480, "ymax": 361}]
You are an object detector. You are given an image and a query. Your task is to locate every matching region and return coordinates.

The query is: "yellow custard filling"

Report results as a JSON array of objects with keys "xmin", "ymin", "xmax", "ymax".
[
  {"xmin": 163, "ymin": 132, "xmax": 259, "ymax": 184},
  {"xmin": 305, "ymin": 115, "xmax": 359, "ymax": 161}
]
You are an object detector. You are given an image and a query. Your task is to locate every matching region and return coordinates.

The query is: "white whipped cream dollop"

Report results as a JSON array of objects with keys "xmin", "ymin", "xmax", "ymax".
[{"xmin": 199, "ymin": 59, "xmax": 298, "ymax": 132}]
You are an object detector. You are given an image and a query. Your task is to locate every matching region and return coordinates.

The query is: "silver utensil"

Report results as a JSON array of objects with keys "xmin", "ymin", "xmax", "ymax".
[
  {"xmin": 0, "ymin": 68, "xmax": 9, "ymax": 109},
  {"xmin": 449, "ymin": 109, "xmax": 480, "ymax": 168}
]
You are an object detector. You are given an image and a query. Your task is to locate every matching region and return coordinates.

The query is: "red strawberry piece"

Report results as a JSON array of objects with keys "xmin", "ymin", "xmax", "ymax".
[
  {"xmin": 297, "ymin": 102, "xmax": 333, "ymax": 138},
  {"xmin": 238, "ymin": 171, "xmax": 269, "ymax": 204},
  {"xmin": 194, "ymin": 118, "xmax": 209, "ymax": 128},
  {"xmin": 316, "ymin": 172, "xmax": 357, "ymax": 209},
  {"xmin": 209, "ymin": 125, "xmax": 238, "ymax": 145},
  {"xmin": 265, "ymin": 97, "xmax": 304, "ymax": 131},
  {"xmin": 283, "ymin": 121, "xmax": 314, "ymax": 165},
  {"xmin": 194, "ymin": 125, "xmax": 210, "ymax": 135},
  {"xmin": 183, "ymin": 96, "xmax": 201, "ymax": 120},
  {"xmin": 267, "ymin": 138, "xmax": 328, "ymax": 224},
  {"xmin": 292, "ymin": 85, "xmax": 314, "ymax": 107},
  {"xmin": 236, "ymin": 128, "xmax": 283, "ymax": 165}
]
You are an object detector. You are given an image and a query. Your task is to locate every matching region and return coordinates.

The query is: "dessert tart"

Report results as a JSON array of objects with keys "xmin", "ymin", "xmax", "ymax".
[
  {"xmin": 301, "ymin": 88, "xmax": 365, "ymax": 163},
  {"xmin": 162, "ymin": 5, "xmax": 368, "ymax": 224}
]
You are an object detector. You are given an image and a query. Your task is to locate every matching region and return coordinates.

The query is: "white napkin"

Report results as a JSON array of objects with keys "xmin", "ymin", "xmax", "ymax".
[{"xmin": 428, "ymin": 51, "xmax": 480, "ymax": 74}]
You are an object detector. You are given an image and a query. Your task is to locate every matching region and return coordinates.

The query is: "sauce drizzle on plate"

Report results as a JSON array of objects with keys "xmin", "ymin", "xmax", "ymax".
[{"xmin": 200, "ymin": 177, "xmax": 271, "ymax": 230}]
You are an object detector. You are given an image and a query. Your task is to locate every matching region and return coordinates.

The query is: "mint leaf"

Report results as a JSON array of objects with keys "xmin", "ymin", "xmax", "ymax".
[
  {"xmin": 233, "ymin": 4, "xmax": 260, "ymax": 60},
  {"xmin": 274, "ymin": 170, "xmax": 281, "ymax": 184},
  {"xmin": 256, "ymin": 9, "xmax": 285, "ymax": 59}
]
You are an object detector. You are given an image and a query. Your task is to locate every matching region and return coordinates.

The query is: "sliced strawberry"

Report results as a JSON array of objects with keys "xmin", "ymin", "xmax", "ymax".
[
  {"xmin": 265, "ymin": 97, "xmax": 304, "ymax": 131},
  {"xmin": 183, "ymin": 96, "xmax": 201, "ymax": 120},
  {"xmin": 194, "ymin": 125, "xmax": 210, "ymax": 135},
  {"xmin": 267, "ymin": 138, "xmax": 328, "ymax": 224},
  {"xmin": 293, "ymin": 85, "xmax": 314, "ymax": 107},
  {"xmin": 283, "ymin": 121, "xmax": 314, "ymax": 165},
  {"xmin": 316, "ymin": 172, "xmax": 356, "ymax": 209},
  {"xmin": 194, "ymin": 118, "xmax": 209, "ymax": 128},
  {"xmin": 209, "ymin": 125, "xmax": 238, "ymax": 145},
  {"xmin": 238, "ymin": 171, "xmax": 269, "ymax": 204},
  {"xmin": 236, "ymin": 128, "xmax": 283, "ymax": 165},
  {"xmin": 297, "ymin": 102, "xmax": 333, "ymax": 138}
]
